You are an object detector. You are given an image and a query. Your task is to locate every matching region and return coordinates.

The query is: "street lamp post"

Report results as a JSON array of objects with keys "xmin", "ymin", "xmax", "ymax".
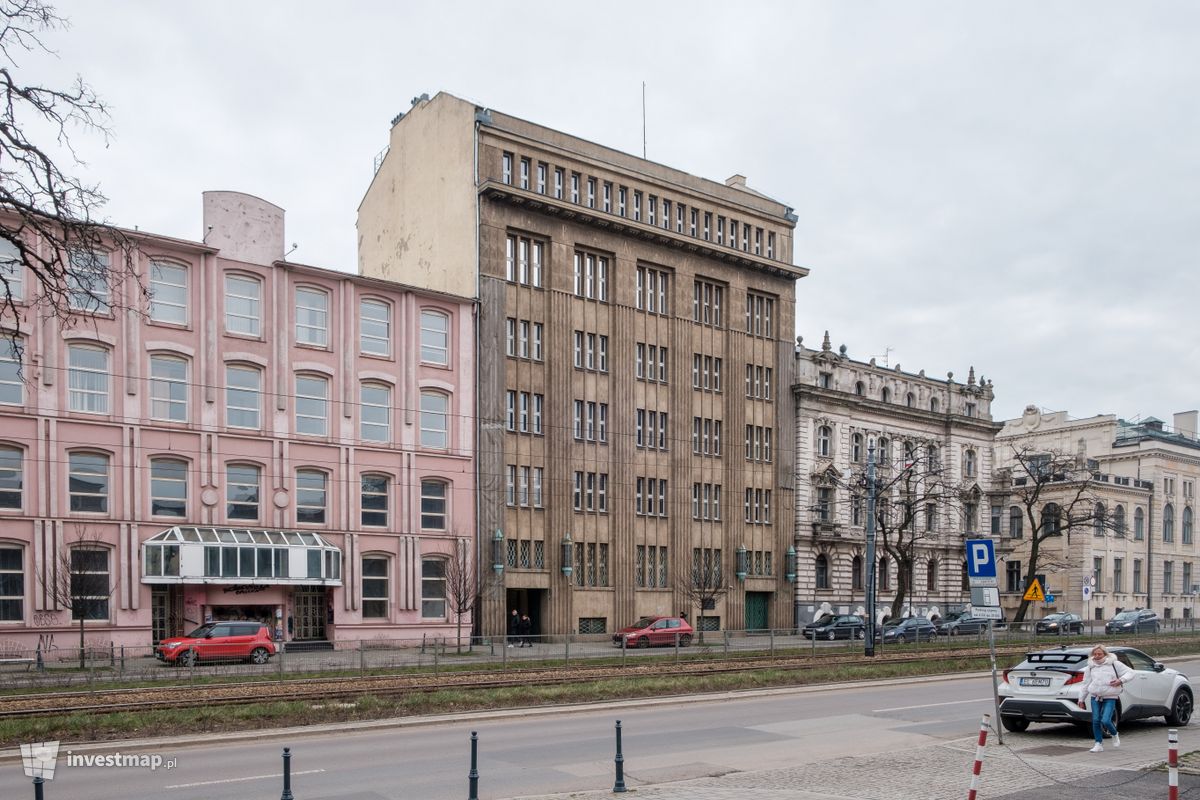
[{"xmin": 865, "ymin": 443, "xmax": 878, "ymax": 656}]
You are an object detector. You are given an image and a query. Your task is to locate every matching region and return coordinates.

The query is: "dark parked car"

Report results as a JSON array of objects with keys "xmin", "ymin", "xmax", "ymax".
[
  {"xmin": 937, "ymin": 615, "xmax": 1004, "ymax": 636},
  {"xmin": 881, "ymin": 617, "xmax": 938, "ymax": 643},
  {"xmin": 802, "ymin": 614, "xmax": 865, "ymax": 640},
  {"xmin": 1106, "ymin": 609, "xmax": 1159, "ymax": 635},
  {"xmin": 1036, "ymin": 612, "xmax": 1084, "ymax": 635}
]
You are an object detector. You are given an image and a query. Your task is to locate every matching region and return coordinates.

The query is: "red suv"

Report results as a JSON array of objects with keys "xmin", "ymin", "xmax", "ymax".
[
  {"xmin": 156, "ymin": 622, "xmax": 277, "ymax": 666},
  {"xmin": 612, "ymin": 616, "xmax": 694, "ymax": 648}
]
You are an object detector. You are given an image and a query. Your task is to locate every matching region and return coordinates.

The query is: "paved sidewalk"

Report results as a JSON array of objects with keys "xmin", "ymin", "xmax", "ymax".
[{"xmin": 515, "ymin": 721, "xmax": 1197, "ymax": 800}]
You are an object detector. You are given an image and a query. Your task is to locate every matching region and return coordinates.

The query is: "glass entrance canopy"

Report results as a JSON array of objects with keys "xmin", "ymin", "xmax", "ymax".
[{"xmin": 142, "ymin": 526, "xmax": 342, "ymax": 586}]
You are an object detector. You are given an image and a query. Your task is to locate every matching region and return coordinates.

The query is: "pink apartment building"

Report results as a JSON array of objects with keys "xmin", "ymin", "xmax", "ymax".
[{"xmin": 0, "ymin": 191, "xmax": 476, "ymax": 651}]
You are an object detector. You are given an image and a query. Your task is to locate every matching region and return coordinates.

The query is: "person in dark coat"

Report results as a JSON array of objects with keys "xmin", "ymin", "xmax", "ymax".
[
  {"xmin": 518, "ymin": 614, "xmax": 533, "ymax": 647},
  {"xmin": 507, "ymin": 609, "xmax": 519, "ymax": 648}
]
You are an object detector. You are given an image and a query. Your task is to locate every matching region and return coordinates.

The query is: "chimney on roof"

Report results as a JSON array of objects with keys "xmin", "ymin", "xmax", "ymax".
[
  {"xmin": 725, "ymin": 174, "xmax": 748, "ymax": 189},
  {"xmin": 1175, "ymin": 411, "xmax": 1198, "ymax": 439}
]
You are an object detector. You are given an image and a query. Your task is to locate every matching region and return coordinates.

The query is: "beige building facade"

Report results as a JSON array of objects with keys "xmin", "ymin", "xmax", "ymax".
[
  {"xmin": 359, "ymin": 92, "xmax": 805, "ymax": 637},
  {"xmin": 995, "ymin": 408, "xmax": 1200, "ymax": 624},
  {"xmin": 793, "ymin": 333, "xmax": 1002, "ymax": 624}
]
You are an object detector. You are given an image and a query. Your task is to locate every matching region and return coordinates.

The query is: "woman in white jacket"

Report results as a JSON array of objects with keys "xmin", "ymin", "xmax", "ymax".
[{"xmin": 1078, "ymin": 645, "xmax": 1135, "ymax": 752}]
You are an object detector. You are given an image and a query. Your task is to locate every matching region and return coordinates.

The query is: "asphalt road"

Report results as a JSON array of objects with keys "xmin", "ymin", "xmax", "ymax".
[{"xmin": 6, "ymin": 656, "xmax": 1199, "ymax": 800}]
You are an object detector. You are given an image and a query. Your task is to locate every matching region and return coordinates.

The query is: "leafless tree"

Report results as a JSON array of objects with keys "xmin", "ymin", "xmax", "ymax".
[
  {"xmin": 675, "ymin": 547, "xmax": 730, "ymax": 644},
  {"xmin": 37, "ymin": 527, "xmax": 120, "ymax": 668},
  {"xmin": 442, "ymin": 536, "xmax": 484, "ymax": 654},
  {"xmin": 1002, "ymin": 445, "xmax": 1106, "ymax": 622},
  {"xmin": 1, "ymin": 0, "xmax": 142, "ymax": 344}
]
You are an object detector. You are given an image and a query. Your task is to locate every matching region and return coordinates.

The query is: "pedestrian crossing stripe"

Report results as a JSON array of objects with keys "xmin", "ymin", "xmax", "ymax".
[{"xmin": 1023, "ymin": 577, "xmax": 1046, "ymax": 602}]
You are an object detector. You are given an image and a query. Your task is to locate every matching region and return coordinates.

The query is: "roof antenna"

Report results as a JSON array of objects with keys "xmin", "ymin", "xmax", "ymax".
[
  {"xmin": 871, "ymin": 346, "xmax": 893, "ymax": 368},
  {"xmin": 285, "ymin": 242, "xmax": 298, "ymax": 259}
]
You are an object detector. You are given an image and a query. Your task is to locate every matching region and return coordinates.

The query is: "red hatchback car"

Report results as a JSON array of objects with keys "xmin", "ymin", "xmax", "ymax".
[
  {"xmin": 612, "ymin": 616, "xmax": 694, "ymax": 648},
  {"xmin": 156, "ymin": 621, "xmax": 277, "ymax": 666}
]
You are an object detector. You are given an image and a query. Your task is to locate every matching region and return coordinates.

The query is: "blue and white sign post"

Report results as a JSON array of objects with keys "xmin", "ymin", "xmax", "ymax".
[{"xmin": 965, "ymin": 538, "xmax": 1004, "ymax": 743}]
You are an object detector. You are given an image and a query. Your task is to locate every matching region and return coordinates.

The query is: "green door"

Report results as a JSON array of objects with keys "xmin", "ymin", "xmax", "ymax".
[{"xmin": 745, "ymin": 592, "xmax": 770, "ymax": 631}]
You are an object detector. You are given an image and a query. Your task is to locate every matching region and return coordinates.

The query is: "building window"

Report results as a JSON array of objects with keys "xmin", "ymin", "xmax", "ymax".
[
  {"xmin": 554, "ymin": 168, "xmax": 564, "ymax": 199},
  {"xmin": 602, "ymin": 181, "xmax": 612, "ymax": 212},
  {"xmin": 1164, "ymin": 561, "xmax": 1175, "ymax": 594},
  {"xmin": 745, "ymin": 292, "xmax": 774, "ymax": 338},
  {"xmin": 636, "ymin": 266, "xmax": 670, "ymax": 314},
  {"xmin": 224, "ymin": 274, "xmax": 261, "ymax": 336},
  {"xmin": 572, "ymin": 400, "xmax": 608, "ymax": 443},
  {"xmin": 1184, "ymin": 507, "xmax": 1194, "ymax": 545},
  {"xmin": 817, "ymin": 425, "xmax": 832, "ymax": 458},
  {"xmin": 421, "ymin": 558, "xmax": 447, "ymax": 619},
  {"xmin": 0, "ymin": 240, "xmax": 22, "ymax": 301},
  {"xmin": 360, "ymin": 299, "xmax": 391, "ymax": 356},
  {"xmin": 501, "ymin": 152, "xmax": 512, "ymax": 184},
  {"xmin": 68, "ymin": 344, "xmax": 109, "ymax": 413},
  {"xmin": 815, "ymin": 554, "xmax": 830, "ymax": 589},
  {"xmin": 816, "ymin": 487, "xmax": 833, "ymax": 522},
  {"xmin": 854, "ymin": 381, "xmax": 865, "ymax": 396},
  {"xmin": 296, "ymin": 469, "xmax": 327, "ymax": 524},
  {"xmin": 149, "ymin": 261, "xmax": 188, "ymax": 324},
  {"xmin": 67, "ymin": 250, "xmax": 110, "ymax": 313},
  {"xmin": 851, "ymin": 555, "xmax": 864, "ymax": 591},
  {"xmin": 419, "ymin": 310, "xmax": 450, "ymax": 365},
  {"xmin": 1135, "ymin": 507, "xmax": 1145, "ymax": 540},
  {"xmin": 519, "ymin": 157, "xmax": 530, "ymax": 189},
  {"xmin": 1009, "ymin": 506, "xmax": 1023, "ymax": 538},
  {"xmin": 149, "ymin": 354, "xmax": 188, "ymax": 422},
  {"xmin": 878, "ymin": 557, "xmax": 891, "ymax": 591},
  {"xmin": 226, "ymin": 364, "xmax": 262, "ymax": 429},
  {"xmin": 1113, "ymin": 558, "xmax": 1124, "ymax": 593},
  {"xmin": 692, "ymin": 354, "xmax": 722, "ymax": 392},
  {"xmin": 635, "ymin": 343, "xmax": 667, "ymax": 383},
  {"xmin": 0, "ymin": 446, "xmax": 22, "ymax": 510},
  {"xmin": 505, "ymin": 234, "xmax": 545, "ymax": 288},
  {"xmin": 964, "ymin": 448, "xmax": 977, "ymax": 478},
  {"xmin": 295, "ymin": 375, "xmax": 329, "ymax": 436},
  {"xmin": 419, "ymin": 391, "xmax": 450, "ymax": 449},
  {"xmin": 1133, "ymin": 558, "xmax": 1143, "ymax": 593},
  {"xmin": 744, "ymin": 425, "xmax": 771, "ymax": 462},
  {"xmin": 1185, "ymin": 562, "xmax": 1193, "ymax": 595},
  {"xmin": 927, "ymin": 559, "xmax": 938, "ymax": 591},
  {"xmin": 991, "ymin": 505, "xmax": 1002, "ymax": 536},
  {"xmin": 70, "ymin": 548, "xmax": 110, "ymax": 620},
  {"xmin": 636, "ymin": 408, "xmax": 669, "ymax": 451},
  {"xmin": 573, "ymin": 472, "xmax": 609, "ymax": 513},
  {"xmin": 0, "ymin": 546, "xmax": 22, "ymax": 620},
  {"xmin": 362, "ymin": 557, "xmax": 389, "ymax": 618},
  {"xmin": 745, "ymin": 364, "xmax": 773, "ymax": 400},
  {"xmin": 851, "ymin": 433, "xmax": 863, "ymax": 463},
  {"xmin": 149, "ymin": 458, "xmax": 187, "ymax": 518},
  {"xmin": 360, "ymin": 382, "xmax": 391, "ymax": 443},
  {"xmin": 536, "ymin": 162, "xmax": 547, "ymax": 194},
  {"xmin": 0, "ymin": 338, "xmax": 21, "ymax": 405},
  {"xmin": 295, "ymin": 287, "xmax": 329, "ymax": 347},
  {"xmin": 1005, "ymin": 560, "xmax": 1022, "ymax": 593},
  {"xmin": 964, "ymin": 502, "xmax": 978, "ymax": 533},
  {"xmin": 881, "ymin": 387, "xmax": 891, "ymax": 403},
  {"xmin": 1041, "ymin": 503, "xmax": 1061, "ymax": 535},
  {"xmin": 1093, "ymin": 502, "xmax": 1107, "ymax": 537},
  {"xmin": 360, "ymin": 474, "xmax": 389, "ymax": 527},
  {"xmin": 420, "ymin": 480, "xmax": 447, "ymax": 529},
  {"xmin": 573, "ymin": 250, "xmax": 609, "ymax": 302},
  {"xmin": 692, "ymin": 279, "xmax": 724, "ymax": 326},
  {"xmin": 226, "ymin": 464, "xmax": 260, "ymax": 521},
  {"xmin": 68, "ymin": 452, "xmax": 109, "ymax": 513},
  {"xmin": 570, "ymin": 172, "xmax": 581, "ymax": 203},
  {"xmin": 1113, "ymin": 505, "xmax": 1127, "ymax": 537},
  {"xmin": 1164, "ymin": 503, "xmax": 1176, "ymax": 542},
  {"xmin": 635, "ymin": 477, "xmax": 668, "ymax": 518}
]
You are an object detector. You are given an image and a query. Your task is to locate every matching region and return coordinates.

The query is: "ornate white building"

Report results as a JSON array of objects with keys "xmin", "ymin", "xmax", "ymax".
[{"xmin": 792, "ymin": 333, "xmax": 1002, "ymax": 625}]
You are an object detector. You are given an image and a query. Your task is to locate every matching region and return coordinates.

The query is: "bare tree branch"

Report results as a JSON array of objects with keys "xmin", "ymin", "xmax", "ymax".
[{"xmin": 35, "ymin": 525, "xmax": 119, "ymax": 668}]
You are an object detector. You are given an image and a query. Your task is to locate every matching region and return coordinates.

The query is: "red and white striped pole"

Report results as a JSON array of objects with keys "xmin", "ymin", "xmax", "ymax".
[
  {"xmin": 967, "ymin": 713, "xmax": 990, "ymax": 800},
  {"xmin": 1168, "ymin": 728, "xmax": 1179, "ymax": 800}
]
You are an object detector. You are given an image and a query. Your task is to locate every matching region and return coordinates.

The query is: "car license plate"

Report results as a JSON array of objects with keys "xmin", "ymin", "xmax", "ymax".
[{"xmin": 1019, "ymin": 677, "xmax": 1050, "ymax": 687}]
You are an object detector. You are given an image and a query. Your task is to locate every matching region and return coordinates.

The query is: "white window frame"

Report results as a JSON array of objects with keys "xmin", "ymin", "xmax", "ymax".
[
  {"xmin": 149, "ymin": 354, "xmax": 188, "ymax": 422},
  {"xmin": 149, "ymin": 457, "xmax": 187, "ymax": 518},
  {"xmin": 225, "ymin": 364, "xmax": 262, "ymax": 429},
  {"xmin": 419, "ymin": 310, "xmax": 450, "ymax": 365},
  {"xmin": 226, "ymin": 463, "xmax": 260, "ymax": 521},
  {"xmin": 224, "ymin": 274, "xmax": 261, "ymax": 336},
  {"xmin": 360, "ymin": 382, "xmax": 391, "ymax": 443},
  {"xmin": 149, "ymin": 261, "xmax": 188, "ymax": 324},
  {"xmin": 0, "ymin": 338, "xmax": 23, "ymax": 405},
  {"xmin": 295, "ymin": 287, "xmax": 329, "ymax": 347},
  {"xmin": 295, "ymin": 374, "xmax": 329, "ymax": 436},
  {"xmin": 68, "ymin": 344, "xmax": 109, "ymax": 414},
  {"xmin": 360, "ymin": 298, "xmax": 391, "ymax": 356},
  {"xmin": 419, "ymin": 391, "xmax": 449, "ymax": 449}
]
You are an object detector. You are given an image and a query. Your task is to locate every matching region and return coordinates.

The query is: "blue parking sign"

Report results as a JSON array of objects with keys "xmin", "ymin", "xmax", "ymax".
[{"xmin": 965, "ymin": 539, "xmax": 997, "ymax": 580}]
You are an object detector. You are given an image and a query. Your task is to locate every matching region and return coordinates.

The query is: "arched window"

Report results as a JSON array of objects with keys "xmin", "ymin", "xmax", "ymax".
[
  {"xmin": 905, "ymin": 392, "xmax": 915, "ymax": 408},
  {"xmin": 420, "ymin": 391, "xmax": 450, "ymax": 449},
  {"xmin": 295, "ymin": 286, "xmax": 330, "ymax": 347},
  {"xmin": 961, "ymin": 560, "xmax": 969, "ymax": 590},
  {"xmin": 419, "ymin": 309, "xmax": 450, "ymax": 366},
  {"xmin": 1134, "ymin": 507, "xmax": 1145, "ymax": 540},
  {"xmin": 878, "ymin": 437, "xmax": 890, "ymax": 465},
  {"xmin": 851, "ymin": 433, "xmax": 863, "ymax": 463},
  {"xmin": 1093, "ymin": 502, "xmax": 1107, "ymax": 537},
  {"xmin": 817, "ymin": 425, "xmax": 832, "ymax": 458},
  {"xmin": 296, "ymin": 374, "xmax": 329, "ymax": 436},
  {"xmin": 149, "ymin": 458, "xmax": 187, "ymax": 518},
  {"xmin": 815, "ymin": 554, "xmax": 830, "ymax": 589},
  {"xmin": 0, "ymin": 544, "xmax": 24, "ymax": 620},
  {"xmin": 69, "ymin": 452, "xmax": 110, "ymax": 513},
  {"xmin": 926, "ymin": 559, "xmax": 938, "ymax": 591},
  {"xmin": 1113, "ymin": 505, "xmax": 1127, "ymax": 537},
  {"xmin": 0, "ymin": 336, "xmax": 23, "ymax": 406},
  {"xmin": 360, "ymin": 298, "xmax": 391, "ymax": 356},
  {"xmin": 68, "ymin": 344, "xmax": 109, "ymax": 413},
  {"xmin": 854, "ymin": 381, "xmax": 865, "ymax": 396},
  {"xmin": 149, "ymin": 354, "xmax": 188, "ymax": 422},
  {"xmin": 1184, "ymin": 507, "xmax": 1194, "ymax": 545},
  {"xmin": 851, "ymin": 555, "xmax": 864, "ymax": 591},
  {"xmin": 1041, "ymin": 503, "xmax": 1061, "ymax": 536},
  {"xmin": 226, "ymin": 364, "xmax": 262, "ymax": 429},
  {"xmin": 964, "ymin": 449, "xmax": 977, "ymax": 478},
  {"xmin": 878, "ymin": 557, "xmax": 891, "ymax": 591},
  {"xmin": 1009, "ymin": 506, "xmax": 1023, "ymax": 538},
  {"xmin": 930, "ymin": 397, "xmax": 940, "ymax": 413},
  {"xmin": 361, "ymin": 474, "xmax": 390, "ymax": 528},
  {"xmin": 296, "ymin": 469, "xmax": 328, "ymax": 525},
  {"xmin": 1164, "ymin": 503, "xmax": 1175, "ymax": 542},
  {"xmin": 360, "ymin": 381, "xmax": 391, "ymax": 443},
  {"xmin": 420, "ymin": 479, "xmax": 448, "ymax": 529},
  {"xmin": 0, "ymin": 446, "xmax": 23, "ymax": 510},
  {"xmin": 226, "ymin": 463, "xmax": 261, "ymax": 521},
  {"xmin": 881, "ymin": 387, "xmax": 891, "ymax": 403},
  {"xmin": 224, "ymin": 273, "xmax": 262, "ymax": 336},
  {"xmin": 361, "ymin": 555, "xmax": 390, "ymax": 619},
  {"xmin": 421, "ymin": 557, "xmax": 447, "ymax": 619},
  {"xmin": 149, "ymin": 260, "xmax": 188, "ymax": 324}
]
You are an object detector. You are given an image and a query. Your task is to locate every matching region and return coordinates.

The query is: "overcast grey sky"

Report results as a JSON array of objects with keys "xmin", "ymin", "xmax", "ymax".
[{"xmin": 27, "ymin": 1, "xmax": 1200, "ymax": 424}]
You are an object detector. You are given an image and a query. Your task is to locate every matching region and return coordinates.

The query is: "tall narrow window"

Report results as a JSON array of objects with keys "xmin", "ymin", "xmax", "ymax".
[
  {"xmin": 421, "ymin": 480, "xmax": 447, "ymax": 529},
  {"xmin": 1164, "ymin": 503, "xmax": 1176, "ymax": 542},
  {"xmin": 360, "ymin": 299, "xmax": 391, "ymax": 356},
  {"xmin": 68, "ymin": 344, "xmax": 109, "ymax": 413},
  {"xmin": 0, "ymin": 446, "xmax": 23, "ymax": 509},
  {"xmin": 296, "ymin": 469, "xmax": 328, "ymax": 524},
  {"xmin": 361, "ymin": 474, "xmax": 389, "ymax": 527},
  {"xmin": 360, "ymin": 382, "xmax": 391, "ymax": 442},
  {"xmin": 295, "ymin": 287, "xmax": 329, "ymax": 346},
  {"xmin": 149, "ymin": 458, "xmax": 187, "ymax": 518},
  {"xmin": 815, "ymin": 555, "xmax": 830, "ymax": 589},
  {"xmin": 0, "ymin": 240, "xmax": 22, "ymax": 301},
  {"xmin": 226, "ymin": 464, "xmax": 260, "ymax": 521},
  {"xmin": 67, "ymin": 250, "xmax": 110, "ymax": 313},
  {"xmin": 0, "ymin": 546, "xmax": 22, "ymax": 620},
  {"xmin": 420, "ymin": 310, "xmax": 450, "ymax": 365},
  {"xmin": 70, "ymin": 548, "xmax": 110, "ymax": 620},
  {"xmin": 421, "ymin": 558, "xmax": 447, "ymax": 618},
  {"xmin": 362, "ymin": 557, "xmax": 389, "ymax": 618},
  {"xmin": 149, "ymin": 262, "xmax": 188, "ymax": 324},
  {"xmin": 149, "ymin": 354, "xmax": 188, "ymax": 422},
  {"xmin": 224, "ymin": 274, "xmax": 261, "ymax": 336},
  {"xmin": 69, "ymin": 452, "xmax": 109, "ymax": 513},
  {"xmin": 0, "ymin": 338, "xmax": 21, "ymax": 405},
  {"xmin": 420, "ymin": 391, "xmax": 449, "ymax": 449},
  {"xmin": 226, "ymin": 365, "xmax": 262, "ymax": 429},
  {"xmin": 295, "ymin": 375, "xmax": 329, "ymax": 436}
]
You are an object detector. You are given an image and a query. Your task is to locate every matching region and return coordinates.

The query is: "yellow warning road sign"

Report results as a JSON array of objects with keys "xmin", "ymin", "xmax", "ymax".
[{"xmin": 1023, "ymin": 578, "xmax": 1046, "ymax": 602}]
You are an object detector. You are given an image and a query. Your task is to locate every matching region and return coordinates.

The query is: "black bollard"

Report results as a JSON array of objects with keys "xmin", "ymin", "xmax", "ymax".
[
  {"xmin": 33, "ymin": 776, "xmax": 44, "ymax": 800},
  {"xmin": 468, "ymin": 731, "xmax": 479, "ymax": 800},
  {"xmin": 280, "ymin": 747, "xmax": 294, "ymax": 800},
  {"xmin": 613, "ymin": 719, "xmax": 627, "ymax": 793}
]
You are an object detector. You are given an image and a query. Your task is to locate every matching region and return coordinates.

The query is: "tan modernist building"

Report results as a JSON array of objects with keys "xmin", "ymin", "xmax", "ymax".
[
  {"xmin": 793, "ymin": 333, "xmax": 1002, "ymax": 625},
  {"xmin": 995, "ymin": 408, "xmax": 1200, "ymax": 624},
  {"xmin": 358, "ymin": 92, "xmax": 805, "ymax": 637}
]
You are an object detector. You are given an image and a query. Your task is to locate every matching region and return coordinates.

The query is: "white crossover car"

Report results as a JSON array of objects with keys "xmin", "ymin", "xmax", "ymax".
[{"xmin": 998, "ymin": 646, "xmax": 1193, "ymax": 733}]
